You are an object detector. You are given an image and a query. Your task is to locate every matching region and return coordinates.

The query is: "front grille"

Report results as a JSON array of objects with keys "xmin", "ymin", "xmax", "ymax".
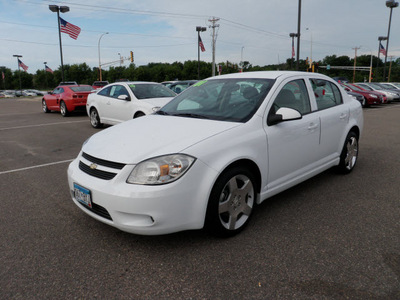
[
  {"xmin": 78, "ymin": 201, "xmax": 112, "ymax": 220},
  {"xmin": 79, "ymin": 152, "xmax": 126, "ymax": 180},
  {"xmin": 79, "ymin": 161, "xmax": 117, "ymax": 180},
  {"xmin": 82, "ymin": 152, "xmax": 125, "ymax": 169}
]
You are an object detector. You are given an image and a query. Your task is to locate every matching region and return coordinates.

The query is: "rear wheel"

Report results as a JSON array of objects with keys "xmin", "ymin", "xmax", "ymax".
[
  {"xmin": 60, "ymin": 101, "xmax": 69, "ymax": 117},
  {"xmin": 42, "ymin": 99, "xmax": 50, "ymax": 113},
  {"xmin": 337, "ymin": 131, "xmax": 358, "ymax": 174},
  {"xmin": 205, "ymin": 166, "xmax": 256, "ymax": 237},
  {"xmin": 90, "ymin": 108, "xmax": 103, "ymax": 128}
]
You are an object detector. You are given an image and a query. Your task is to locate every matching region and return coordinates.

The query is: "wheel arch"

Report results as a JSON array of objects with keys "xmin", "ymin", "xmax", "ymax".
[{"xmin": 216, "ymin": 159, "xmax": 262, "ymax": 195}]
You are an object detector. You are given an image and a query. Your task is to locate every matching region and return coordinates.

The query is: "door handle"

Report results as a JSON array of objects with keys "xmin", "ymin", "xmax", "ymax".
[{"xmin": 308, "ymin": 123, "xmax": 318, "ymax": 131}]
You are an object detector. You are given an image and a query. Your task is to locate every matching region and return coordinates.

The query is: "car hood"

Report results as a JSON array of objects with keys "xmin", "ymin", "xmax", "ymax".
[
  {"xmin": 83, "ymin": 115, "xmax": 240, "ymax": 164},
  {"xmin": 139, "ymin": 97, "xmax": 174, "ymax": 107}
]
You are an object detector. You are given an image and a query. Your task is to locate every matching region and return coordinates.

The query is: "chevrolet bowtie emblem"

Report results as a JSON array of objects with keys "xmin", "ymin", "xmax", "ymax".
[{"xmin": 90, "ymin": 163, "xmax": 98, "ymax": 170}]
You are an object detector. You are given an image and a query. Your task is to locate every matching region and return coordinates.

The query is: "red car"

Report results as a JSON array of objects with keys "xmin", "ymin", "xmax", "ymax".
[
  {"xmin": 341, "ymin": 83, "xmax": 385, "ymax": 107},
  {"xmin": 42, "ymin": 85, "xmax": 93, "ymax": 116}
]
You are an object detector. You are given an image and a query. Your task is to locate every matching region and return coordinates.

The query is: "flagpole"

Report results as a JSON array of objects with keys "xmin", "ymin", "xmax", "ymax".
[
  {"xmin": 13, "ymin": 54, "xmax": 22, "ymax": 95},
  {"xmin": 49, "ymin": 5, "xmax": 70, "ymax": 83},
  {"xmin": 196, "ymin": 26, "xmax": 206, "ymax": 80},
  {"xmin": 56, "ymin": 10, "xmax": 65, "ymax": 82}
]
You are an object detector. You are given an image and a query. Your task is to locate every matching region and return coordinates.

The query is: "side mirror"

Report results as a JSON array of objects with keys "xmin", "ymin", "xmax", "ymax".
[
  {"xmin": 117, "ymin": 95, "xmax": 130, "ymax": 101},
  {"xmin": 267, "ymin": 107, "xmax": 302, "ymax": 126},
  {"xmin": 48, "ymin": 91, "xmax": 53, "ymax": 95}
]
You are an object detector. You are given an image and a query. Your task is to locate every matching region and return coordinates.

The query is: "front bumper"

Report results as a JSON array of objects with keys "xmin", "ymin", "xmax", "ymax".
[{"xmin": 67, "ymin": 154, "xmax": 219, "ymax": 235}]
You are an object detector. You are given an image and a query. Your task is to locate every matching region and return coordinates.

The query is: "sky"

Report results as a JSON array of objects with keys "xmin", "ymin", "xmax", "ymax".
[{"xmin": 1, "ymin": 0, "xmax": 399, "ymax": 74}]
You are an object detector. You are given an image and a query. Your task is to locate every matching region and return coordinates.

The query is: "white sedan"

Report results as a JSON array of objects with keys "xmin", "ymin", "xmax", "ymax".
[
  {"xmin": 86, "ymin": 81, "xmax": 176, "ymax": 128},
  {"xmin": 68, "ymin": 71, "xmax": 363, "ymax": 237}
]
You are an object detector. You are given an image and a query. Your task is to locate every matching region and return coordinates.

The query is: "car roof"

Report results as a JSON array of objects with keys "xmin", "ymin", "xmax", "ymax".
[{"xmin": 205, "ymin": 71, "xmax": 333, "ymax": 81}]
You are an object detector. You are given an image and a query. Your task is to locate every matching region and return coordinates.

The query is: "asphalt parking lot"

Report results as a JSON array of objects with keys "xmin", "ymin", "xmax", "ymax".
[{"xmin": 1, "ymin": 97, "xmax": 399, "ymax": 299}]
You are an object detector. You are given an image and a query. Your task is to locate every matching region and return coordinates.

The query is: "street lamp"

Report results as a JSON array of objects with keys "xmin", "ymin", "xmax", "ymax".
[
  {"xmin": 240, "ymin": 46, "xmax": 244, "ymax": 72},
  {"xmin": 383, "ymin": 0, "xmax": 399, "ymax": 81},
  {"xmin": 13, "ymin": 54, "xmax": 22, "ymax": 95},
  {"xmin": 196, "ymin": 26, "xmax": 207, "ymax": 80},
  {"xmin": 306, "ymin": 28, "xmax": 313, "ymax": 70},
  {"xmin": 289, "ymin": 33, "xmax": 298, "ymax": 69},
  {"xmin": 49, "ymin": 5, "xmax": 70, "ymax": 82},
  {"xmin": 98, "ymin": 32, "xmax": 109, "ymax": 81},
  {"xmin": 296, "ymin": 0, "xmax": 302, "ymax": 71}
]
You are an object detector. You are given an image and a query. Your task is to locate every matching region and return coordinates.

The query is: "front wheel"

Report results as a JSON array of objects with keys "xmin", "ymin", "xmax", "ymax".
[
  {"xmin": 60, "ymin": 101, "xmax": 69, "ymax": 117},
  {"xmin": 337, "ymin": 131, "xmax": 359, "ymax": 174},
  {"xmin": 205, "ymin": 166, "xmax": 256, "ymax": 237}
]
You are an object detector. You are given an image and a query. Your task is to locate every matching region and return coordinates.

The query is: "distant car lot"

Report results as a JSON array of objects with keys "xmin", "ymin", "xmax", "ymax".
[{"xmin": 0, "ymin": 97, "xmax": 399, "ymax": 299}]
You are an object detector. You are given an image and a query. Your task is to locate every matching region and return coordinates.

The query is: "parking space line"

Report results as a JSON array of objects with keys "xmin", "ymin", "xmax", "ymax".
[
  {"xmin": 0, "ymin": 120, "xmax": 87, "ymax": 131},
  {"xmin": 0, "ymin": 159, "xmax": 74, "ymax": 175}
]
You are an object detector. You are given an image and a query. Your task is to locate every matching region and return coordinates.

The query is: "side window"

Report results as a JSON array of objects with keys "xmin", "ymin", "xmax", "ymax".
[
  {"xmin": 310, "ymin": 79, "xmax": 342, "ymax": 110},
  {"xmin": 109, "ymin": 85, "xmax": 129, "ymax": 99},
  {"xmin": 98, "ymin": 86, "xmax": 110, "ymax": 96},
  {"xmin": 271, "ymin": 79, "xmax": 311, "ymax": 115}
]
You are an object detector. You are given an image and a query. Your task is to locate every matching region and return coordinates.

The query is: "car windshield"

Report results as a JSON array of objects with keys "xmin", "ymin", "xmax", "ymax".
[
  {"xmin": 368, "ymin": 83, "xmax": 384, "ymax": 90},
  {"xmin": 70, "ymin": 86, "xmax": 93, "ymax": 92},
  {"xmin": 157, "ymin": 78, "xmax": 274, "ymax": 122},
  {"xmin": 356, "ymin": 84, "xmax": 373, "ymax": 91},
  {"xmin": 129, "ymin": 84, "xmax": 176, "ymax": 99},
  {"xmin": 380, "ymin": 83, "xmax": 395, "ymax": 89}
]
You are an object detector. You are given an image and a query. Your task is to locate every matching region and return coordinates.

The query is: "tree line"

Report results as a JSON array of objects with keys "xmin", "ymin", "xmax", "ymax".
[{"xmin": 1, "ymin": 55, "xmax": 399, "ymax": 91}]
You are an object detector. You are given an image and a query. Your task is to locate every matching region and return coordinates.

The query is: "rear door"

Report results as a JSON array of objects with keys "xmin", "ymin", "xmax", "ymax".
[{"xmin": 309, "ymin": 78, "xmax": 349, "ymax": 159}]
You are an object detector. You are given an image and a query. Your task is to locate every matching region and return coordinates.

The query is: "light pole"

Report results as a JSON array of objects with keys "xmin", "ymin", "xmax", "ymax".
[
  {"xmin": 196, "ymin": 26, "xmax": 207, "ymax": 79},
  {"xmin": 98, "ymin": 32, "xmax": 109, "ymax": 81},
  {"xmin": 13, "ymin": 54, "xmax": 22, "ymax": 95},
  {"xmin": 295, "ymin": 0, "xmax": 302, "ymax": 71},
  {"xmin": 289, "ymin": 33, "xmax": 298, "ymax": 70},
  {"xmin": 43, "ymin": 62, "xmax": 48, "ymax": 88},
  {"xmin": 383, "ymin": 0, "xmax": 399, "ymax": 81},
  {"xmin": 240, "ymin": 46, "xmax": 244, "ymax": 72},
  {"xmin": 49, "ymin": 5, "xmax": 69, "ymax": 83}
]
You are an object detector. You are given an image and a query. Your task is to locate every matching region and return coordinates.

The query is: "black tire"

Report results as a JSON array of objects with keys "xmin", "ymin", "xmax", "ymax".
[
  {"xmin": 337, "ymin": 131, "xmax": 359, "ymax": 174},
  {"xmin": 205, "ymin": 166, "xmax": 256, "ymax": 237},
  {"xmin": 42, "ymin": 99, "xmax": 50, "ymax": 113},
  {"xmin": 60, "ymin": 101, "xmax": 69, "ymax": 117},
  {"xmin": 90, "ymin": 108, "xmax": 103, "ymax": 128}
]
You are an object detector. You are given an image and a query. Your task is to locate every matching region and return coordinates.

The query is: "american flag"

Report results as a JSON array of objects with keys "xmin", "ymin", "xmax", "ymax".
[
  {"xmin": 379, "ymin": 42, "xmax": 387, "ymax": 56},
  {"xmin": 18, "ymin": 59, "xmax": 28, "ymax": 72},
  {"xmin": 199, "ymin": 36, "xmax": 206, "ymax": 52},
  {"xmin": 45, "ymin": 65, "xmax": 54, "ymax": 74},
  {"xmin": 59, "ymin": 17, "xmax": 81, "ymax": 40}
]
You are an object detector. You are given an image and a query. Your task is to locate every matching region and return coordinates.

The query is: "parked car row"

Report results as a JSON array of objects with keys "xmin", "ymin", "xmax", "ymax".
[
  {"xmin": 0, "ymin": 89, "xmax": 46, "ymax": 97},
  {"xmin": 341, "ymin": 82, "xmax": 400, "ymax": 107}
]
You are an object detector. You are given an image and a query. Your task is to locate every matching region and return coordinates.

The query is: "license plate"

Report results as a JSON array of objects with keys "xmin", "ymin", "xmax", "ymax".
[{"xmin": 74, "ymin": 183, "xmax": 92, "ymax": 208}]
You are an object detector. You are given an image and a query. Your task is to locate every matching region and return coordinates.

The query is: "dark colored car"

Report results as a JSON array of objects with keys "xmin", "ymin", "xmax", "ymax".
[
  {"xmin": 341, "ymin": 83, "xmax": 384, "ymax": 107},
  {"xmin": 92, "ymin": 81, "xmax": 109, "ymax": 89},
  {"xmin": 42, "ymin": 85, "xmax": 93, "ymax": 117}
]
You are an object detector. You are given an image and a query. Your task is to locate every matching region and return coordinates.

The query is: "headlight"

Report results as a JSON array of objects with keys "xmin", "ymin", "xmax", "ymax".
[
  {"xmin": 388, "ymin": 92, "xmax": 397, "ymax": 96},
  {"xmin": 127, "ymin": 154, "xmax": 196, "ymax": 185},
  {"xmin": 369, "ymin": 94, "xmax": 378, "ymax": 98}
]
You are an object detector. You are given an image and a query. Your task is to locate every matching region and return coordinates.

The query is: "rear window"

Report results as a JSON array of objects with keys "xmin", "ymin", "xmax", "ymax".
[{"xmin": 70, "ymin": 86, "xmax": 93, "ymax": 92}]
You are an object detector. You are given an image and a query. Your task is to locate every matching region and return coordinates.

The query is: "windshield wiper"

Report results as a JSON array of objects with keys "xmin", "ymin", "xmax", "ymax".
[
  {"xmin": 155, "ymin": 110, "xmax": 171, "ymax": 115},
  {"xmin": 172, "ymin": 113, "xmax": 210, "ymax": 119}
]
